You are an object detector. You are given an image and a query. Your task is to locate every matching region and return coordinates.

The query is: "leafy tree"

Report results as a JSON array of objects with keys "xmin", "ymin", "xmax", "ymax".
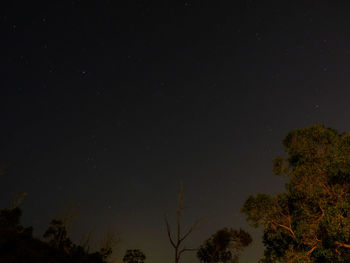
[
  {"xmin": 0, "ymin": 169, "xmax": 116, "ymax": 263},
  {"xmin": 123, "ymin": 249, "xmax": 146, "ymax": 263},
  {"xmin": 242, "ymin": 125, "xmax": 350, "ymax": 262},
  {"xmin": 0, "ymin": 206, "xmax": 113, "ymax": 262},
  {"xmin": 44, "ymin": 219, "xmax": 73, "ymax": 252},
  {"xmin": 197, "ymin": 228, "xmax": 252, "ymax": 263}
]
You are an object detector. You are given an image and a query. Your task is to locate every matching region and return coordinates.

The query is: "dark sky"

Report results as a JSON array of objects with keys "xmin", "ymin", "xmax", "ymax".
[{"xmin": 2, "ymin": 1, "xmax": 350, "ymax": 262}]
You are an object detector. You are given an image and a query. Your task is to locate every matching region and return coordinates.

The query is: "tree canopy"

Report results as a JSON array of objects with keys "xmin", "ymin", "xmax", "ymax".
[
  {"xmin": 123, "ymin": 249, "xmax": 146, "ymax": 263},
  {"xmin": 197, "ymin": 228, "xmax": 252, "ymax": 263},
  {"xmin": 242, "ymin": 125, "xmax": 350, "ymax": 262}
]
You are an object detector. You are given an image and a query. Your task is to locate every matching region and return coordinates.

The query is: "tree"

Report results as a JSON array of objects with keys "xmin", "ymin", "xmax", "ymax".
[
  {"xmin": 197, "ymin": 228, "xmax": 252, "ymax": 263},
  {"xmin": 0, "ymin": 169, "xmax": 113, "ymax": 263},
  {"xmin": 99, "ymin": 228, "xmax": 119, "ymax": 260},
  {"xmin": 242, "ymin": 125, "xmax": 350, "ymax": 262},
  {"xmin": 123, "ymin": 249, "xmax": 146, "ymax": 263},
  {"xmin": 44, "ymin": 219, "xmax": 73, "ymax": 252},
  {"xmin": 43, "ymin": 204, "xmax": 79, "ymax": 253},
  {"xmin": 164, "ymin": 184, "xmax": 203, "ymax": 263}
]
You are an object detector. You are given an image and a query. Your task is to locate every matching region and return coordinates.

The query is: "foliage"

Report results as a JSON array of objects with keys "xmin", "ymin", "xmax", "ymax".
[
  {"xmin": 44, "ymin": 219, "xmax": 73, "ymax": 252},
  {"xmin": 197, "ymin": 228, "xmax": 252, "ymax": 263},
  {"xmin": 99, "ymin": 229, "xmax": 119, "ymax": 260},
  {"xmin": 242, "ymin": 125, "xmax": 350, "ymax": 262},
  {"xmin": 123, "ymin": 249, "xmax": 146, "ymax": 263},
  {"xmin": 0, "ymin": 206, "xmax": 114, "ymax": 263}
]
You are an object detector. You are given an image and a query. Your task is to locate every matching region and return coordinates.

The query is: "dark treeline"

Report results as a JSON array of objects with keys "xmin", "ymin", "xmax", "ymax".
[
  {"xmin": 0, "ymin": 205, "xmax": 113, "ymax": 263},
  {"xmin": 1, "ymin": 125, "xmax": 349, "ymax": 263}
]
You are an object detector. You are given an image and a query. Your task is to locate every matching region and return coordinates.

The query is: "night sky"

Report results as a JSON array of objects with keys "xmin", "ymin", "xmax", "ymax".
[{"xmin": 2, "ymin": 1, "xmax": 350, "ymax": 262}]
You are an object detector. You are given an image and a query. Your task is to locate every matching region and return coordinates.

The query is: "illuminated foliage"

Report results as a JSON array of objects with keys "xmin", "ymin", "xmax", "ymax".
[{"xmin": 242, "ymin": 125, "xmax": 350, "ymax": 262}]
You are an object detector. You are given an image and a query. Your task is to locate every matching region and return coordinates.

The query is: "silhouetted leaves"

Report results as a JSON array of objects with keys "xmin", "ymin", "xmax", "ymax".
[
  {"xmin": 123, "ymin": 249, "xmax": 146, "ymax": 263},
  {"xmin": 197, "ymin": 228, "xmax": 252, "ymax": 263},
  {"xmin": 44, "ymin": 219, "xmax": 73, "ymax": 252},
  {"xmin": 0, "ymin": 206, "xmax": 113, "ymax": 263}
]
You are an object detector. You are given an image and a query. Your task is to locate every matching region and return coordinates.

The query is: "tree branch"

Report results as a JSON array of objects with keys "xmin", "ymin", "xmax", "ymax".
[
  {"xmin": 179, "ymin": 218, "xmax": 202, "ymax": 243},
  {"xmin": 306, "ymin": 245, "xmax": 318, "ymax": 255},
  {"xmin": 164, "ymin": 214, "xmax": 176, "ymax": 248},
  {"xmin": 270, "ymin": 220, "xmax": 296, "ymax": 238},
  {"xmin": 335, "ymin": 242, "xmax": 350, "ymax": 249}
]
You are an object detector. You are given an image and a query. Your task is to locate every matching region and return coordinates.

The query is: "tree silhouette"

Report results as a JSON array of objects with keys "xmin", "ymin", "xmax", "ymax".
[
  {"xmin": 242, "ymin": 125, "xmax": 350, "ymax": 262},
  {"xmin": 164, "ymin": 184, "xmax": 203, "ymax": 263},
  {"xmin": 0, "ymin": 165, "xmax": 120, "ymax": 263},
  {"xmin": 99, "ymin": 228, "xmax": 119, "ymax": 260},
  {"xmin": 197, "ymin": 228, "xmax": 252, "ymax": 263},
  {"xmin": 44, "ymin": 219, "xmax": 73, "ymax": 252},
  {"xmin": 0, "ymin": 204, "xmax": 115, "ymax": 262},
  {"xmin": 123, "ymin": 249, "xmax": 146, "ymax": 263}
]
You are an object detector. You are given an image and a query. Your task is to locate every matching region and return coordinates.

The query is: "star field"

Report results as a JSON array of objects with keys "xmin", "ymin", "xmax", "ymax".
[{"xmin": 2, "ymin": 1, "xmax": 350, "ymax": 263}]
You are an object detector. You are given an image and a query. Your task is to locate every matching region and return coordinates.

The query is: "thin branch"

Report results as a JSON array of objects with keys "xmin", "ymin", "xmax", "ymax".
[
  {"xmin": 165, "ymin": 184, "xmax": 202, "ymax": 263},
  {"xmin": 177, "ymin": 183, "xmax": 183, "ymax": 245},
  {"xmin": 11, "ymin": 192, "xmax": 27, "ymax": 209},
  {"xmin": 335, "ymin": 242, "xmax": 350, "ymax": 249},
  {"xmin": 306, "ymin": 245, "xmax": 318, "ymax": 255},
  {"xmin": 180, "ymin": 218, "xmax": 203, "ymax": 243},
  {"xmin": 164, "ymin": 214, "xmax": 176, "ymax": 248},
  {"xmin": 270, "ymin": 220, "xmax": 296, "ymax": 238}
]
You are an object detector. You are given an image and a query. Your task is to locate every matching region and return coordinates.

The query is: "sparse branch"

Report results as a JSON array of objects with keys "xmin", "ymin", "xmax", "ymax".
[
  {"xmin": 164, "ymin": 213, "xmax": 176, "ymax": 248},
  {"xmin": 164, "ymin": 184, "xmax": 202, "ymax": 263},
  {"xmin": 79, "ymin": 229, "xmax": 94, "ymax": 252},
  {"xmin": 179, "ymin": 218, "xmax": 202, "ymax": 243},
  {"xmin": 177, "ymin": 183, "xmax": 183, "ymax": 246}
]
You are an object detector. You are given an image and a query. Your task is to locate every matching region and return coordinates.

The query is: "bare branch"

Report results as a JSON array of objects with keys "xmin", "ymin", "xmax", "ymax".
[
  {"xmin": 164, "ymin": 213, "xmax": 176, "ymax": 248},
  {"xmin": 164, "ymin": 184, "xmax": 202, "ymax": 263},
  {"xmin": 177, "ymin": 183, "xmax": 183, "ymax": 244},
  {"xmin": 180, "ymin": 218, "xmax": 203, "ymax": 243}
]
